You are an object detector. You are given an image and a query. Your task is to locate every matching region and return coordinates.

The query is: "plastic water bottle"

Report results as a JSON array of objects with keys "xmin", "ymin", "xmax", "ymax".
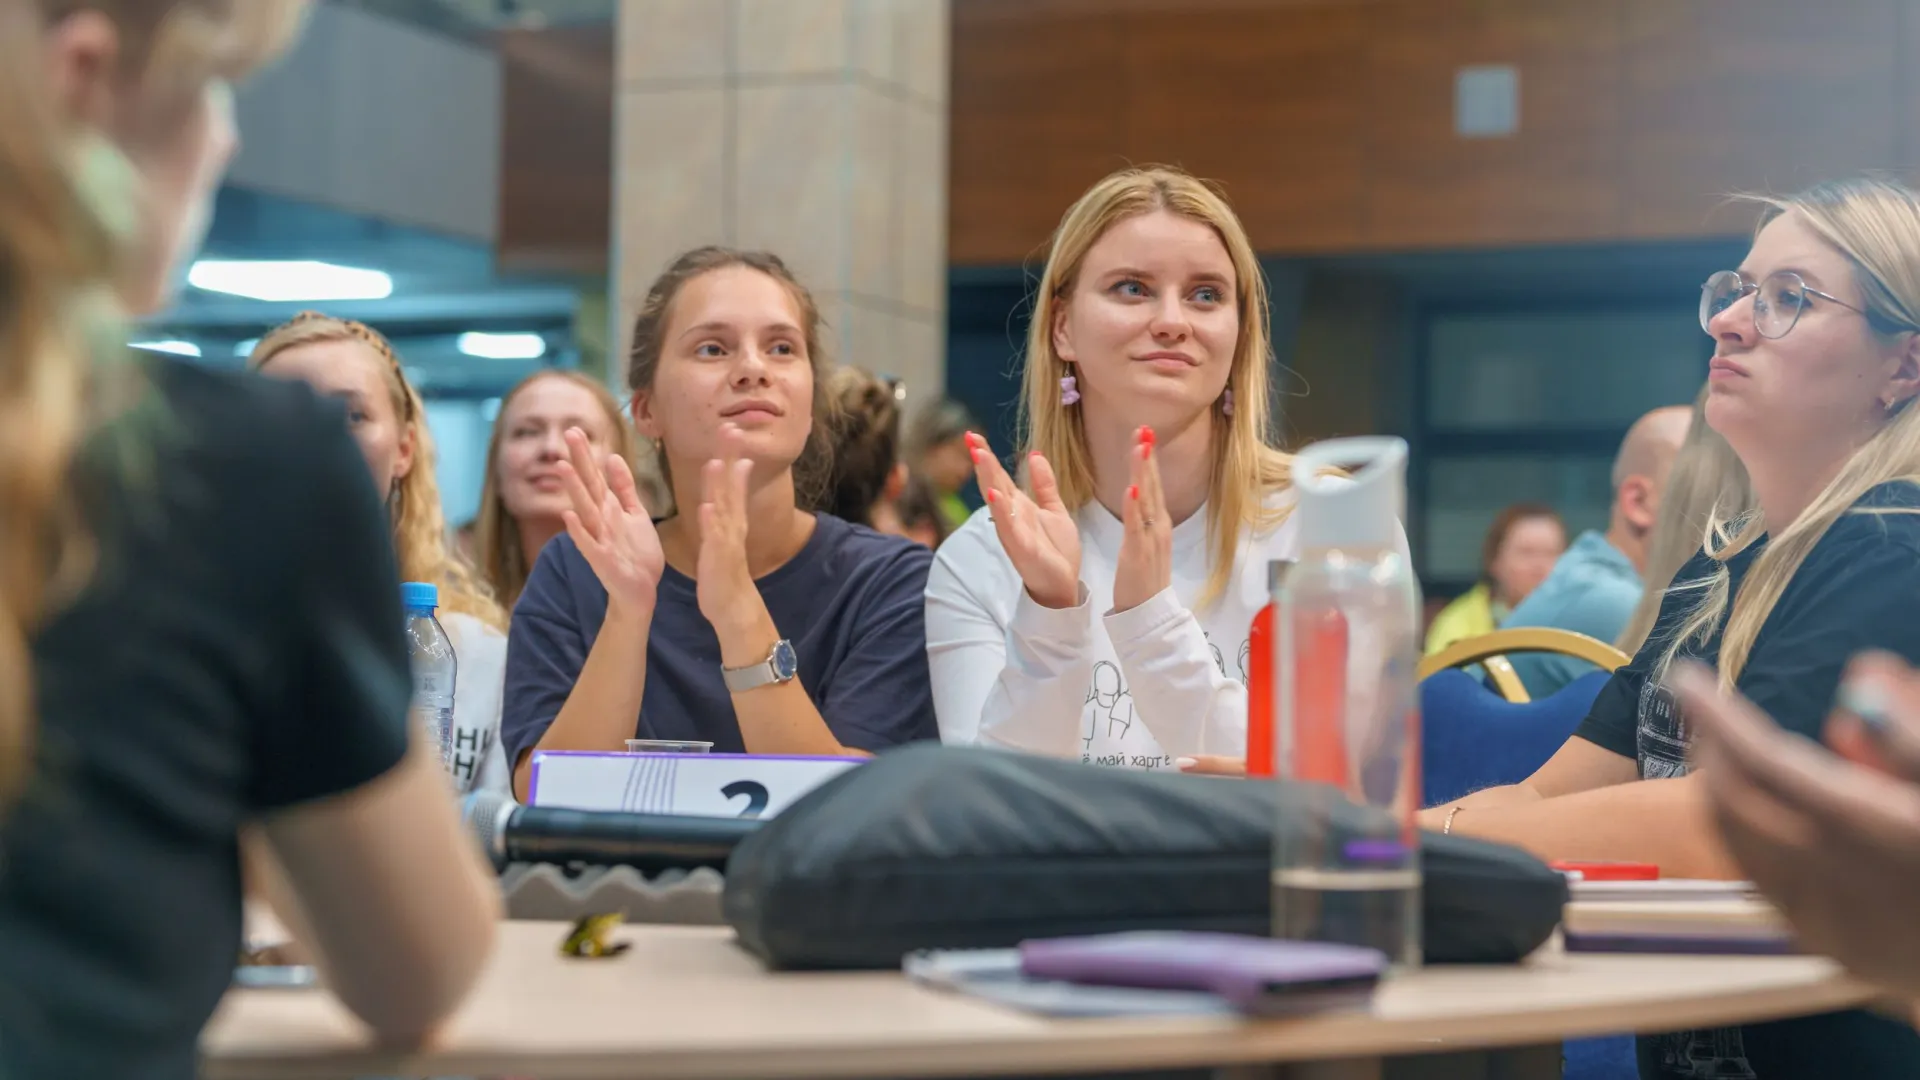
[
  {"xmin": 402, "ymin": 581, "xmax": 457, "ymax": 771},
  {"xmin": 1272, "ymin": 437, "xmax": 1423, "ymax": 968}
]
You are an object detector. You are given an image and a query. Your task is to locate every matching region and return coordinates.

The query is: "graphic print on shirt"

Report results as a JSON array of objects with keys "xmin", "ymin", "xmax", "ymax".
[
  {"xmin": 1635, "ymin": 677, "xmax": 1689, "ymax": 780},
  {"xmin": 1078, "ymin": 632, "xmax": 1252, "ymax": 769},
  {"xmin": 1637, "ymin": 674, "xmax": 1755, "ymax": 1079},
  {"xmin": 1652, "ymin": 1028, "xmax": 1756, "ymax": 1080},
  {"xmin": 1084, "ymin": 661, "xmax": 1135, "ymax": 748},
  {"xmin": 1236, "ymin": 637, "xmax": 1251, "ymax": 683},
  {"xmin": 449, "ymin": 725, "xmax": 493, "ymax": 789}
]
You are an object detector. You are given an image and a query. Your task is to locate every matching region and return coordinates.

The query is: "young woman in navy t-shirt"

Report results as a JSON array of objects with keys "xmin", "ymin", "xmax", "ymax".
[{"xmin": 501, "ymin": 248, "xmax": 938, "ymax": 798}]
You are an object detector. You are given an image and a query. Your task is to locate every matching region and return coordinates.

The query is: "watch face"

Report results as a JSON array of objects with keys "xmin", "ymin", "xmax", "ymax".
[{"xmin": 770, "ymin": 639, "xmax": 799, "ymax": 680}]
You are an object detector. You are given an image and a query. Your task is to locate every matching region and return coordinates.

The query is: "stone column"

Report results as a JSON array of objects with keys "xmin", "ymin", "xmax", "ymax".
[{"xmin": 612, "ymin": 0, "xmax": 949, "ymax": 405}]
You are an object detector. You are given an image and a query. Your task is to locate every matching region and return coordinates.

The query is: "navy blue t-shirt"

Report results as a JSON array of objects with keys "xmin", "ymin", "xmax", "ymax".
[{"xmin": 501, "ymin": 513, "xmax": 939, "ymax": 765}]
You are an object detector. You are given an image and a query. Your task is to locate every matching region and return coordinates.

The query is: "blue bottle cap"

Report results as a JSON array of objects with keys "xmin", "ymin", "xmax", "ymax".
[{"xmin": 400, "ymin": 582, "xmax": 439, "ymax": 611}]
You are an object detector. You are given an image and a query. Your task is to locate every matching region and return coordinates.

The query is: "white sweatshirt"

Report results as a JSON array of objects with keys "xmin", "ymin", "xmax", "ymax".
[
  {"xmin": 440, "ymin": 612, "xmax": 512, "ymax": 795},
  {"xmin": 926, "ymin": 492, "xmax": 1322, "ymax": 770}
]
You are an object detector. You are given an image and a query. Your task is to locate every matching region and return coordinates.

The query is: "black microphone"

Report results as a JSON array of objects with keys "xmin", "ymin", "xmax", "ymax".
[{"xmin": 462, "ymin": 791, "xmax": 759, "ymax": 875}]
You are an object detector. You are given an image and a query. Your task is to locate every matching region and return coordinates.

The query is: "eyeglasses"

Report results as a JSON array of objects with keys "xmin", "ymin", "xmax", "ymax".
[{"xmin": 1699, "ymin": 269, "xmax": 1872, "ymax": 340}]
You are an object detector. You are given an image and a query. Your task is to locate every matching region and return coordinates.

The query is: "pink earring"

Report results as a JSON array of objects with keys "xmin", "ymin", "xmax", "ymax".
[
  {"xmin": 1220, "ymin": 388, "xmax": 1234, "ymax": 416},
  {"xmin": 1060, "ymin": 367, "xmax": 1081, "ymax": 406}
]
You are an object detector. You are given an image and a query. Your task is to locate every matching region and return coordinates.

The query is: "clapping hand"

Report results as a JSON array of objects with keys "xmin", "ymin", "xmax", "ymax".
[
  {"xmin": 1675, "ymin": 656, "xmax": 1920, "ymax": 998},
  {"xmin": 1112, "ymin": 426, "xmax": 1171, "ymax": 613},
  {"xmin": 558, "ymin": 427, "xmax": 664, "ymax": 614},
  {"xmin": 966, "ymin": 432, "xmax": 1082, "ymax": 609},
  {"xmin": 693, "ymin": 424, "xmax": 766, "ymax": 642}
]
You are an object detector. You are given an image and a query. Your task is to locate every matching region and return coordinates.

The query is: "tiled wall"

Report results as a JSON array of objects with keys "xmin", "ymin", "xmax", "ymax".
[{"xmin": 614, "ymin": 0, "xmax": 949, "ymax": 404}]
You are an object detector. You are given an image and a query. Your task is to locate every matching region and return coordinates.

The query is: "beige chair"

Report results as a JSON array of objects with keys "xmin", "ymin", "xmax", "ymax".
[{"xmin": 1415, "ymin": 628, "xmax": 1632, "ymax": 704}]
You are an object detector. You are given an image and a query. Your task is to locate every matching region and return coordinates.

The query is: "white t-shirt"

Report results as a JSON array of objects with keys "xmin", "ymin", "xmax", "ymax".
[
  {"xmin": 926, "ymin": 491, "xmax": 1322, "ymax": 770},
  {"xmin": 441, "ymin": 612, "xmax": 511, "ymax": 795}
]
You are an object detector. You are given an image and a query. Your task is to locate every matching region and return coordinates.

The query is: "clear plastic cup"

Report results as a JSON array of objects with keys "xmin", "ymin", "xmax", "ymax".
[{"xmin": 624, "ymin": 739, "xmax": 715, "ymax": 754}]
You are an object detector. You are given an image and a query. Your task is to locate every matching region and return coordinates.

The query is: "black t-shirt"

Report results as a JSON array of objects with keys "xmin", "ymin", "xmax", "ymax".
[
  {"xmin": 1575, "ymin": 480, "xmax": 1920, "ymax": 1080},
  {"xmin": 0, "ymin": 359, "xmax": 412, "ymax": 1080}
]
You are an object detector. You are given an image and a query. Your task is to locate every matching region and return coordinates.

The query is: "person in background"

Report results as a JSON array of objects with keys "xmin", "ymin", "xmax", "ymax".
[
  {"xmin": 249, "ymin": 313, "xmax": 511, "ymax": 793},
  {"xmin": 502, "ymin": 248, "xmax": 938, "ymax": 799},
  {"xmin": 1615, "ymin": 389, "xmax": 1754, "ymax": 656},
  {"xmin": 1676, "ymin": 653, "xmax": 1920, "ymax": 1023},
  {"xmin": 1423, "ymin": 502, "xmax": 1566, "ymax": 655},
  {"xmin": 475, "ymin": 369, "xmax": 637, "ymax": 611},
  {"xmin": 905, "ymin": 397, "xmax": 979, "ymax": 532},
  {"xmin": 1422, "ymin": 176, "xmax": 1920, "ymax": 1078},
  {"xmin": 818, "ymin": 365, "xmax": 912, "ymax": 533},
  {"xmin": 925, "ymin": 165, "xmax": 1405, "ymax": 772},
  {"xmin": 895, "ymin": 472, "xmax": 951, "ymax": 549},
  {"xmin": 0, "ymin": 3, "xmax": 498, "ymax": 1076},
  {"xmin": 1503, "ymin": 405, "xmax": 1692, "ymax": 697}
]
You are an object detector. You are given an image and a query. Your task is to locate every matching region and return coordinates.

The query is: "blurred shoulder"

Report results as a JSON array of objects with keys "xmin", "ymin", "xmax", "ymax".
[{"xmin": 813, "ymin": 513, "xmax": 933, "ymax": 579}]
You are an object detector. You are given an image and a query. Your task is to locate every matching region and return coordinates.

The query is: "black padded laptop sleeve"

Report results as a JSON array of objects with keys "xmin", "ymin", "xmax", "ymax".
[{"xmin": 723, "ymin": 744, "xmax": 1566, "ymax": 970}]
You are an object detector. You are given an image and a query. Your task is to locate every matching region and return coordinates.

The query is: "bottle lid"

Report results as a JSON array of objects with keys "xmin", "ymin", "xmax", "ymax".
[
  {"xmin": 401, "ymin": 581, "xmax": 439, "ymax": 611},
  {"xmin": 1292, "ymin": 436, "xmax": 1407, "ymax": 551}
]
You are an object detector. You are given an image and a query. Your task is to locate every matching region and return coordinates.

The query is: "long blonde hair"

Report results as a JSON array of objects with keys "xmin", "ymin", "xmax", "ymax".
[
  {"xmin": 1616, "ymin": 386, "xmax": 1754, "ymax": 655},
  {"xmin": 1023, "ymin": 165, "xmax": 1293, "ymax": 606},
  {"xmin": 0, "ymin": 1, "xmax": 305, "ymax": 806},
  {"xmin": 475, "ymin": 369, "xmax": 636, "ymax": 611},
  {"xmin": 1659, "ymin": 177, "xmax": 1920, "ymax": 687},
  {"xmin": 250, "ymin": 312, "xmax": 504, "ymax": 631}
]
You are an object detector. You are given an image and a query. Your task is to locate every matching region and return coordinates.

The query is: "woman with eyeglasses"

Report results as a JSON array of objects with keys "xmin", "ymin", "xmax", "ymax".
[{"xmin": 1420, "ymin": 176, "xmax": 1920, "ymax": 1079}]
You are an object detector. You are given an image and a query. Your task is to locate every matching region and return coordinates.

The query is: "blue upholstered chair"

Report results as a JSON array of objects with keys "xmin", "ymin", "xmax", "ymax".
[{"xmin": 1420, "ymin": 667, "xmax": 1610, "ymax": 808}]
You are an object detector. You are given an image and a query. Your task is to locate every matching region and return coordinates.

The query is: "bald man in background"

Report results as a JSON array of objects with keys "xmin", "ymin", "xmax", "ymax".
[{"xmin": 1505, "ymin": 405, "xmax": 1693, "ymax": 697}]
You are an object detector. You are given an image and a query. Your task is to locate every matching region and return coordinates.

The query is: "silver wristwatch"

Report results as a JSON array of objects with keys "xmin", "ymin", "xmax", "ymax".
[{"xmin": 722, "ymin": 639, "xmax": 799, "ymax": 693}]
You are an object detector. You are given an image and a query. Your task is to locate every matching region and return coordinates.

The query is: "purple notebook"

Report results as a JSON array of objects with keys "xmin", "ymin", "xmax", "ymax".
[{"xmin": 1017, "ymin": 931, "xmax": 1387, "ymax": 1014}]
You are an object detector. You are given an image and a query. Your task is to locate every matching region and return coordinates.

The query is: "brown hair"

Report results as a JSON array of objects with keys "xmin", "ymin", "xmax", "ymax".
[
  {"xmin": 625, "ymin": 246, "xmax": 834, "ymax": 516},
  {"xmin": 818, "ymin": 366, "xmax": 901, "ymax": 526},
  {"xmin": 475, "ymin": 368, "xmax": 636, "ymax": 612},
  {"xmin": 1479, "ymin": 503, "xmax": 1563, "ymax": 587},
  {"xmin": 249, "ymin": 312, "xmax": 504, "ymax": 631},
  {"xmin": 896, "ymin": 472, "xmax": 951, "ymax": 547},
  {"xmin": 1022, "ymin": 166, "xmax": 1292, "ymax": 608},
  {"xmin": 0, "ymin": 0, "xmax": 305, "ymax": 807}
]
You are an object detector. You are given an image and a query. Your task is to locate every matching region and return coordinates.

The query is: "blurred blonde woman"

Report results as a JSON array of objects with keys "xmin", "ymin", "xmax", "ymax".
[
  {"xmin": 0, "ymin": 3, "xmax": 496, "ymax": 1076},
  {"xmin": 925, "ymin": 165, "xmax": 1405, "ymax": 773},
  {"xmin": 250, "ymin": 312, "xmax": 512, "ymax": 793},
  {"xmin": 1615, "ymin": 386, "xmax": 1755, "ymax": 655},
  {"xmin": 475, "ymin": 369, "xmax": 638, "ymax": 610},
  {"xmin": 1423, "ymin": 177, "xmax": 1920, "ymax": 1078}
]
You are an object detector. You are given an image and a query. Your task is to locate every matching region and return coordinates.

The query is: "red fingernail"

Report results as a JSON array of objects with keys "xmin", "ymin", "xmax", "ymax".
[
  {"xmin": 1142, "ymin": 427, "xmax": 1156, "ymax": 447},
  {"xmin": 986, "ymin": 489, "xmax": 999, "ymax": 504},
  {"xmin": 1128, "ymin": 484, "xmax": 1139, "ymax": 500}
]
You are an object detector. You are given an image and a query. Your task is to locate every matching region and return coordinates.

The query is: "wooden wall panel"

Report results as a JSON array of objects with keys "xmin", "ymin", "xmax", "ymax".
[
  {"xmin": 1124, "ymin": 4, "xmax": 1371, "ymax": 253},
  {"xmin": 496, "ymin": 24, "xmax": 614, "ymax": 275},
  {"xmin": 949, "ymin": 0, "xmax": 1915, "ymax": 263},
  {"xmin": 947, "ymin": 0, "xmax": 1130, "ymax": 265},
  {"xmin": 1365, "ymin": 0, "xmax": 1622, "ymax": 248},
  {"xmin": 1622, "ymin": 0, "xmax": 1901, "ymax": 238}
]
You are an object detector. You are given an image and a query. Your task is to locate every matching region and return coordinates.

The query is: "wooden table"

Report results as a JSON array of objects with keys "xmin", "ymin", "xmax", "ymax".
[{"xmin": 202, "ymin": 921, "xmax": 1878, "ymax": 1080}]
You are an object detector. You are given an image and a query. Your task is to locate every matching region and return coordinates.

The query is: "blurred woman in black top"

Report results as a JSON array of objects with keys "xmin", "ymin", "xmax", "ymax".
[{"xmin": 0, "ymin": 4, "xmax": 499, "ymax": 1077}]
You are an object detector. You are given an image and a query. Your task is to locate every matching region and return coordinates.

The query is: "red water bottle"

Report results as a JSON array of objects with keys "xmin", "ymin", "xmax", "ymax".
[{"xmin": 1250, "ymin": 561, "xmax": 1350, "ymax": 782}]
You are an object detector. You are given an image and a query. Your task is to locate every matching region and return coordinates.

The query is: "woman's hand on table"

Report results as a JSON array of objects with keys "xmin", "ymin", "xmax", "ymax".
[{"xmin": 1177, "ymin": 755, "xmax": 1246, "ymax": 777}]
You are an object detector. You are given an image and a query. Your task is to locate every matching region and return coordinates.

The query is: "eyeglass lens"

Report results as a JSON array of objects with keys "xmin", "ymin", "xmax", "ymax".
[{"xmin": 1700, "ymin": 270, "xmax": 1811, "ymax": 339}]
